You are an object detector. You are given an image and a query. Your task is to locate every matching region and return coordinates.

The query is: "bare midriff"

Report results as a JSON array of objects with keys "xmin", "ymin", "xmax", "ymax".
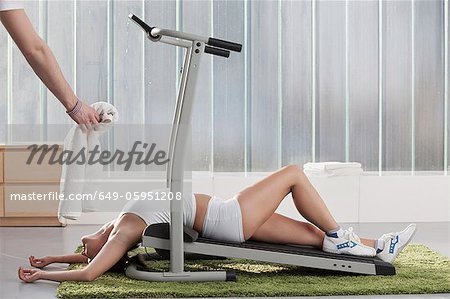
[{"xmin": 193, "ymin": 193, "xmax": 211, "ymax": 234}]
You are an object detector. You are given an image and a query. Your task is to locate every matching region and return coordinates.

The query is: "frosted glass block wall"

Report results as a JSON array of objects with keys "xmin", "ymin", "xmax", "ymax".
[{"xmin": 0, "ymin": 0, "xmax": 448, "ymax": 173}]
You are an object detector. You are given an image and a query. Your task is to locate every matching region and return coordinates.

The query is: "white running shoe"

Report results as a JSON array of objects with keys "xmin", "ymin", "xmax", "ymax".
[
  {"xmin": 377, "ymin": 223, "xmax": 417, "ymax": 264},
  {"xmin": 323, "ymin": 227, "xmax": 376, "ymax": 257}
]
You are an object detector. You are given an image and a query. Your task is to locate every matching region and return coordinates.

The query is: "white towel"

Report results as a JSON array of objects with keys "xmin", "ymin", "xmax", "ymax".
[
  {"xmin": 303, "ymin": 162, "xmax": 363, "ymax": 177},
  {"xmin": 303, "ymin": 162, "xmax": 362, "ymax": 171},
  {"xmin": 58, "ymin": 102, "xmax": 119, "ymax": 221}
]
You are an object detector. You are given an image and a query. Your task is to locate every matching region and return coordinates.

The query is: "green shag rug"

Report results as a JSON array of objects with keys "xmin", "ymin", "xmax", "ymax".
[{"xmin": 57, "ymin": 244, "xmax": 450, "ymax": 298}]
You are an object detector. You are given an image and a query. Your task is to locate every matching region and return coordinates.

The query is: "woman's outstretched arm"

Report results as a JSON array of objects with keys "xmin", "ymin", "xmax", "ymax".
[
  {"xmin": 27, "ymin": 220, "xmax": 115, "ymax": 269},
  {"xmin": 29, "ymin": 254, "xmax": 88, "ymax": 268},
  {"xmin": 19, "ymin": 214, "xmax": 146, "ymax": 283},
  {"xmin": 19, "ymin": 236, "xmax": 130, "ymax": 282}
]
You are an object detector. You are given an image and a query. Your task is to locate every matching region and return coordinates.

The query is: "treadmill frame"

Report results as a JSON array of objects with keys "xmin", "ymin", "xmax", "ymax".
[
  {"xmin": 126, "ymin": 14, "xmax": 239, "ymax": 282},
  {"xmin": 133, "ymin": 235, "xmax": 394, "ymax": 276},
  {"xmin": 125, "ymin": 14, "xmax": 395, "ymax": 282}
]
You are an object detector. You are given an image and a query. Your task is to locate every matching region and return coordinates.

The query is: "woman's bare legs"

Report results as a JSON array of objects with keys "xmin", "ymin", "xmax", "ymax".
[
  {"xmin": 237, "ymin": 165, "xmax": 338, "ymax": 237},
  {"xmin": 250, "ymin": 213, "xmax": 325, "ymax": 248},
  {"xmin": 251, "ymin": 213, "xmax": 375, "ymax": 249},
  {"xmin": 237, "ymin": 165, "xmax": 375, "ymax": 248}
]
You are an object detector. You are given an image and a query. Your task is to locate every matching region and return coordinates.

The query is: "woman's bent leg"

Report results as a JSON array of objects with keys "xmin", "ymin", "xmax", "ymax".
[
  {"xmin": 250, "ymin": 213, "xmax": 325, "ymax": 248},
  {"xmin": 289, "ymin": 166, "xmax": 339, "ymax": 232},
  {"xmin": 250, "ymin": 213, "xmax": 376, "ymax": 249},
  {"xmin": 237, "ymin": 164, "xmax": 339, "ymax": 240}
]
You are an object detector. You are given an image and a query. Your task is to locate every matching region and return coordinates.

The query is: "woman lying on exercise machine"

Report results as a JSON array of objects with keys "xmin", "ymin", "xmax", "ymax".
[{"xmin": 18, "ymin": 164, "xmax": 416, "ymax": 283}]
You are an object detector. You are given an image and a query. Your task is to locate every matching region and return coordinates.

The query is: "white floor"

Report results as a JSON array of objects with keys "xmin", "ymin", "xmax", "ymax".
[{"xmin": 0, "ymin": 222, "xmax": 449, "ymax": 299}]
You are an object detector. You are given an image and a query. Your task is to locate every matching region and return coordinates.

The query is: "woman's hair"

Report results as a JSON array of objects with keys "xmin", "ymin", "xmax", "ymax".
[
  {"xmin": 107, "ymin": 244, "xmax": 142, "ymax": 273},
  {"xmin": 108, "ymin": 254, "xmax": 130, "ymax": 273}
]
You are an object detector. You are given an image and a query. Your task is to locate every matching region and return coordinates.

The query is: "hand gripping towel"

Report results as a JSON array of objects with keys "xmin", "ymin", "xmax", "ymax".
[{"xmin": 58, "ymin": 102, "xmax": 119, "ymax": 221}]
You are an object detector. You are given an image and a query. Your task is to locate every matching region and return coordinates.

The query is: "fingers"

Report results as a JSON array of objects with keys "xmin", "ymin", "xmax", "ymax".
[
  {"xmin": 29, "ymin": 255, "xmax": 38, "ymax": 264},
  {"xmin": 22, "ymin": 267, "xmax": 38, "ymax": 274},
  {"xmin": 91, "ymin": 110, "xmax": 100, "ymax": 124},
  {"xmin": 18, "ymin": 267, "xmax": 37, "ymax": 283},
  {"xmin": 29, "ymin": 256, "xmax": 37, "ymax": 266},
  {"xmin": 81, "ymin": 103, "xmax": 100, "ymax": 125},
  {"xmin": 85, "ymin": 104, "xmax": 100, "ymax": 119},
  {"xmin": 68, "ymin": 100, "xmax": 101, "ymax": 127},
  {"xmin": 29, "ymin": 256, "xmax": 45, "ymax": 268},
  {"xmin": 18, "ymin": 267, "xmax": 25, "ymax": 281}
]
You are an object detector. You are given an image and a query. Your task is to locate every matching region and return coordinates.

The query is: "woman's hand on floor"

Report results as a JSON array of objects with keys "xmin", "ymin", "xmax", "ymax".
[
  {"xmin": 18, "ymin": 267, "xmax": 42, "ymax": 283},
  {"xmin": 29, "ymin": 255, "xmax": 52, "ymax": 268}
]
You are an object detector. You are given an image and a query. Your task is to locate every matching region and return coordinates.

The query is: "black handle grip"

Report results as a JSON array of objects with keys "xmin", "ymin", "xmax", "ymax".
[
  {"xmin": 204, "ymin": 46, "xmax": 230, "ymax": 58},
  {"xmin": 208, "ymin": 37, "xmax": 242, "ymax": 52},
  {"xmin": 129, "ymin": 14, "xmax": 152, "ymax": 34}
]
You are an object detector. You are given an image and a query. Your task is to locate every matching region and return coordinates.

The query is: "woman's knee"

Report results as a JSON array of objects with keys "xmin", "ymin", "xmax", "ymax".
[
  {"xmin": 305, "ymin": 223, "xmax": 325, "ymax": 247},
  {"xmin": 282, "ymin": 164, "xmax": 306, "ymax": 182},
  {"xmin": 305, "ymin": 222, "xmax": 323, "ymax": 236},
  {"xmin": 110, "ymin": 214, "xmax": 146, "ymax": 244}
]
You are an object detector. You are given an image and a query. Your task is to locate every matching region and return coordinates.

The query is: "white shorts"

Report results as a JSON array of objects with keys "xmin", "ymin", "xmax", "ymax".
[
  {"xmin": 119, "ymin": 190, "xmax": 196, "ymax": 229},
  {"xmin": 201, "ymin": 196, "xmax": 245, "ymax": 243}
]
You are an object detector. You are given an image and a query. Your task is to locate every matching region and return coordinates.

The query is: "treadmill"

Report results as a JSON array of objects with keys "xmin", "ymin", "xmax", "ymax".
[{"xmin": 126, "ymin": 14, "xmax": 395, "ymax": 282}]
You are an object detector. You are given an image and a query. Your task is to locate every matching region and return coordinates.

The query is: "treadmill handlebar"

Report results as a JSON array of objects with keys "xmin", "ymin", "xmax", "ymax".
[
  {"xmin": 128, "ymin": 14, "xmax": 242, "ymax": 54},
  {"xmin": 205, "ymin": 46, "xmax": 230, "ymax": 58},
  {"xmin": 128, "ymin": 13, "xmax": 154, "ymax": 36},
  {"xmin": 208, "ymin": 37, "xmax": 242, "ymax": 53}
]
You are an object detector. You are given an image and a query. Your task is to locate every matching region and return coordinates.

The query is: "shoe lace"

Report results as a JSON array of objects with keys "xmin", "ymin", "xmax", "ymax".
[
  {"xmin": 344, "ymin": 227, "xmax": 361, "ymax": 243},
  {"xmin": 381, "ymin": 232, "xmax": 396, "ymax": 242}
]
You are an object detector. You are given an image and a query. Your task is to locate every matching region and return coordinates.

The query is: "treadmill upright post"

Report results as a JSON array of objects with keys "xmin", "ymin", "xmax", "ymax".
[
  {"xmin": 168, "ymin": 42, "xmax": 198, "ymax": 274},
  {"xmin": 126, "ymin": 14, "xmax": 237, "ymax": 282}
]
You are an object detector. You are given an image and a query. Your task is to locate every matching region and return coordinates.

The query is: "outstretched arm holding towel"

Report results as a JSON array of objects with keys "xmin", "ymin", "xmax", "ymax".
[{"xmin": 0, "ymin": 4, "xmax": 100, "ymax": 127}]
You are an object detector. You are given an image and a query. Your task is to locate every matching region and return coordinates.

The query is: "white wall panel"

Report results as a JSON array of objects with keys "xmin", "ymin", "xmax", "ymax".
[
  {"xmin": 76, "ymin": 0, "xmax": 108, "ymax": 104},
  {"xmin": 45, "ymin": 1, "xmax": 75, "ymax": 144},
  {"xmin": 68, "ymin": 171, "xmax": 450, "ymax": 224},
  {"xmin": 0, "ymin": 0, "xmax": 448, "ymax": 174},
  {"xmin": 305, "ymin": 176, "xmax": 360, "ymax": 223},
  {"xmin": 275, "ymin": 176, "xmax": 360, "ymax": 224},
  {"xmin": 212, "ymin": 0, "xmax": 246, "ymax": 172},
  {"xmin": 144, "ymin": 0, "xmax": 177, "ymax": 125},
  {"xmin": 249, "ymin": 0, "xmax": 279, "ymax": 171},
  {"xmin": 192, "ymin": 172, "xmax": 213, "ymax": 195},
  {"xmin": 348, "ymin": 1, "xmax": 379, "ymax": 171},
  {"xmin": 11, "ymin": 1, "xmax": 41, "ymax": 125},
  {"xmin": 113, "ymin": 1, "xmax": 144, "ymax": 124},
  {"xmin": 46, "ymin": 0, "xmax": 74, "ymax": 125},
  {"xmin": 382, "ymin": 1, "xmax": 413, "ymax": 171},
  {"xmin": 182, "ymin": 0, "xmax": 212, "ymax": 171},
  {"xmin": 111, "ymin": 1, "xmax": 145, "ymax": 172},
  {"xmin": 360, "ymin": 175, "xmax": 450, "ymax": 222},
  {"xmin": 448, "ymin": 0, "xmax": 450, "ymax": 173},
  {"xmin": 143, "ymin": 2, "xmax": 177, "ymax": 173},
  {"xmin": 315, "ymin": 1, "xmax": 346, "ymax": 162},
  {"xmin": 414, "ymin": 0, "xmax": 445, "ymax": 171},
  {"xmin": 281, "ymin": 0, "xmax": 313, "ymax": 167},
  {"xmin": 213, "ymin": 173, "xmax": 263, "ymax": 199}
]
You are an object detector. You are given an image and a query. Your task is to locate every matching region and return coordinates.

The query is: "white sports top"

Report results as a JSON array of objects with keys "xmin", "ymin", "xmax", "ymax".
[
  {"xmin": 119, "ymin": 191, "xmax": 196, "ymax": 229},
  {"xmin": 0, "ymin": 0, "xmax": 23, "ymax": 11}
]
